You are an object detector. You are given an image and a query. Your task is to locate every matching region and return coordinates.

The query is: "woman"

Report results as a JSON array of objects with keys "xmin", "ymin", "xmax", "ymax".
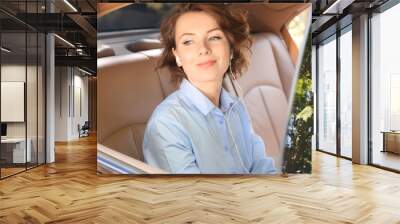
[{"xmin": 143, "ymin": 4, "xmax": 276, "ymax": 174}]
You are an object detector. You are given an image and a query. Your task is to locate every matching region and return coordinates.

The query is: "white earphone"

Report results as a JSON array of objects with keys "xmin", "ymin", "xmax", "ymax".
[
  {"xmin": 176, "ymin": 57, "xmax": 182, "ymax": 67},
  {"xmin": 223, "ymin": 52, "xmax": 249, "ymax": 173}
]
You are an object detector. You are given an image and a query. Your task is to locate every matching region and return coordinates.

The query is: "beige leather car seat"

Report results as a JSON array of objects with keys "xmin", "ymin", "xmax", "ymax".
[
  {"xmin": 98, "ymin": 49, "xmax": 176, "ymax": 161},
  {"xmin": 225, "ymin": 32, "xmax": 295, "ymax": 168}
]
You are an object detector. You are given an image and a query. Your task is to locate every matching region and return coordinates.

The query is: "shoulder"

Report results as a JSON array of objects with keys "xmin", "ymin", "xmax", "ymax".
[
  {"xmin": 146, "ymin": 91, "xmax": 188, "ymax": 131},
  {"xmin": 230, "ymin": 99, "xmax": 253, "ymax": 129},
  {"xmin": 143, "ymin": 92, "xmax": 191, "ymax": 147},
  {"xmin": 231, "ymin": 99, "xmax": 249, "ymax": 117}
]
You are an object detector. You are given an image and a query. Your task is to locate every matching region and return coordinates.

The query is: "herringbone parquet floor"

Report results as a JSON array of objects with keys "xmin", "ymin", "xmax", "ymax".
[{"xmin": 0, "ymin": 134, "xmax": 399, "ymax": 223}]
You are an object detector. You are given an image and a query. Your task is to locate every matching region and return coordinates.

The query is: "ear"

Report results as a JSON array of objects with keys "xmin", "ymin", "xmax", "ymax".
[{"xmin": 172, "ymin": 48, "xmax": 182, "ymax": 67}]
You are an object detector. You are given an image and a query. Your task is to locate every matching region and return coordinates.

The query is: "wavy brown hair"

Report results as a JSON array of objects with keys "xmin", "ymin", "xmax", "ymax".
[{"xmin": 158, "ymin": 4, "xmax": 252, "ymax": 84}]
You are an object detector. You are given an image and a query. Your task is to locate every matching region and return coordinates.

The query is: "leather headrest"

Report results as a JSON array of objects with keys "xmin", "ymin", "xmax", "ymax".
[
  {"xmin": 126, "ymin": 39, "xmax": 162, "ymax": 52},
  {"xmin": 97, "ymin": 45, "xmax": 115, "ymax": 58}
]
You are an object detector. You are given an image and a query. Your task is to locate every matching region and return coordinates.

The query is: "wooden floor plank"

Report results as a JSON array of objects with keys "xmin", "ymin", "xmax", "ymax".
[{"xmin": 0, "ymin": 134, "xmax": 399, "ymax": 223}]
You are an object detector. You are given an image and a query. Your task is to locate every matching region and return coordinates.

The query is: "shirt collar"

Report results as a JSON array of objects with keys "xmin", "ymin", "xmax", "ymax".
[
  {"xmin": 179, "ymin": 79, "xmax": 237, "ymax": 116},
  {"xmin": 219, "ymin": 86, "xmax": 236, "ymax": 113}
]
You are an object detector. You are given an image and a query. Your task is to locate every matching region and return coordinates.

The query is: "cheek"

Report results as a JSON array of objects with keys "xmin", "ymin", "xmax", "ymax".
[
  {"xmin": 217, "ymin": 47, "xmax": 230, "ymax": 68},
  {"xmin": 179, "ymin": 50, "xmax": 196, "ymax": 67},
  {"xmin": 216, "ymin": 41, "xmax": 230, "ymax": 58}
]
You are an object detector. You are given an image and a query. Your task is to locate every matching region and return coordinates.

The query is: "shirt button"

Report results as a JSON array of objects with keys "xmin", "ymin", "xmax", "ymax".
[
  {"xmin": 219, "ymin": 120, "xmax": 224, "ymax": 124},
  {"xmin": 224, "ymin": 146, "xmax": 228, "ymax": 151}
]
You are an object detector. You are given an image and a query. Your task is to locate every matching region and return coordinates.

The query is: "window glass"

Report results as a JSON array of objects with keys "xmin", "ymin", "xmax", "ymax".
[
  {"xmin": 0, "ymin": 4, "xmax": 27, "ymax": 177},
  {"xmin": 317, "ymin": 37, "xmax": 337, "ymax": 154},
  {"xmin": 287, "ymin": 8, "xmax": 310, "ymax": 49},
  {"xmin": 98, "ymin": 3, "xmax": 174, "ymax": 33},
  {"xmin": 371, "ymin": 3, "xmax": 400, "ymax": 171},
  {"xmin": 339, "ymin": 29, "xmax": 352, "ymax": 158}
]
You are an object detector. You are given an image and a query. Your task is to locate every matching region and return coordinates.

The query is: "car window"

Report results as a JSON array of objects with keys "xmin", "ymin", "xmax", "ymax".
[
  {"xmin": 98, "ymin": 3, "xmax": 175, "ymax": 33},
  {"xmin": 286, "ymin": 7, "xmax": 310, "ymax": 49}
]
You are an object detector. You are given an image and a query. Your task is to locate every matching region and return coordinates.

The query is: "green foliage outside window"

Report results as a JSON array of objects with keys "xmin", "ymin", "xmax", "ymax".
[{"xmin": 283, "ymin": 33, "xmax": 313, "ymax": 173}]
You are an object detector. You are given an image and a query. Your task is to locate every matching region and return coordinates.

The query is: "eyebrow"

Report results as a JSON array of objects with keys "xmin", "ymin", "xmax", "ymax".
[{"xmin": 178, "ymin": 28, "xmax": 222, "ymax": 41}]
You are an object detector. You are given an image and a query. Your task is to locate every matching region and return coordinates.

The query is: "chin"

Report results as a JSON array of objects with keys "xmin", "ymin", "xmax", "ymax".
[{"xmin": 192, "ymin": 71, "xmax": 223, "ymax": 83}]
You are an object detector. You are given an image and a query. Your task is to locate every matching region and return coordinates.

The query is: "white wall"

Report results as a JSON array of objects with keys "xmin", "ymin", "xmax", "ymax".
[
  {"xmin": 55, "ymin": 67, "xmax": 89, "ymax": 141},
  {"xmin": 1, "ymin": 65, "xmax": 38, "ymax": 137}
]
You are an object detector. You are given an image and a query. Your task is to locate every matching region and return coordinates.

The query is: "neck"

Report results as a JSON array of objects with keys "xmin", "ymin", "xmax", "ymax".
[{"xmin": 189, "ymin": 79, "xmax": 222, "ymax": 107}]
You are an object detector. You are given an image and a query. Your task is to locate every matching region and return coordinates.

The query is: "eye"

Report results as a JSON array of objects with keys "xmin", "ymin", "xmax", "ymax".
[
  {"xmin": 209, "ymin": 35, "xmax": 222, "ymax": 41},
  {"xmin": 182, "ymin": 40, "xmax": 193, "ymax": 45}
]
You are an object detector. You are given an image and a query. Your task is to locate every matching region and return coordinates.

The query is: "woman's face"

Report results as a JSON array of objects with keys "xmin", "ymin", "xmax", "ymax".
[{"xmin": 172, "ymin": 11, "xmax": 231, "ymax": 85}]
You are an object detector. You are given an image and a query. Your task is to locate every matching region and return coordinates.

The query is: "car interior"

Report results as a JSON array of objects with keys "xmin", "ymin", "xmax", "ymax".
[{"xmin": 97, "ymin": 3, "xmax": 311, "ymax": 174}]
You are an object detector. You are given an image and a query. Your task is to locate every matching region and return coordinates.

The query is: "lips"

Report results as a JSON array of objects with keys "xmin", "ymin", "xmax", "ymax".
[{"xmin": 197, "ymin": 60, "xmax": 216, "ymax": 69}]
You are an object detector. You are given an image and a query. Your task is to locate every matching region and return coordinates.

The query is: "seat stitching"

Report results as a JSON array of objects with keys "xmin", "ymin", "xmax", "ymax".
[{"xmin": 256, "ymin": 87, "xmax": 280, "ymax": 148}]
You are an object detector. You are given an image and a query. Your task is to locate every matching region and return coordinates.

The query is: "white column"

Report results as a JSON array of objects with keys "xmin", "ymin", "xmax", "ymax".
[
  {"xmin": 45, "ymin": 0, "xmax": 55, "ymax": 163},
  {"xmin": 55, "ymin": 67, "xmax": 73, "ymax": 141},
  {"xmin": 352, "ymin": 14, "xmax": 369, "ymax": 164},
  {"xmin": 46, "ymin": 33, "xmax": 55, "ymax": 163}
]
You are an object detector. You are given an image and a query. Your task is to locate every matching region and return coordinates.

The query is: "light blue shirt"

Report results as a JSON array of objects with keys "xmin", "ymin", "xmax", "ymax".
[{"xmin": 143, "ymin": 79, "xmax": 276, "ymax": 174}]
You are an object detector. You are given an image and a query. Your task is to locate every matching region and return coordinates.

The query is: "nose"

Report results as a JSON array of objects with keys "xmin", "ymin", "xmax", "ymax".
[{"xmin": 198, "ymin": 40, "xmax": 211, "ymax": 56}]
